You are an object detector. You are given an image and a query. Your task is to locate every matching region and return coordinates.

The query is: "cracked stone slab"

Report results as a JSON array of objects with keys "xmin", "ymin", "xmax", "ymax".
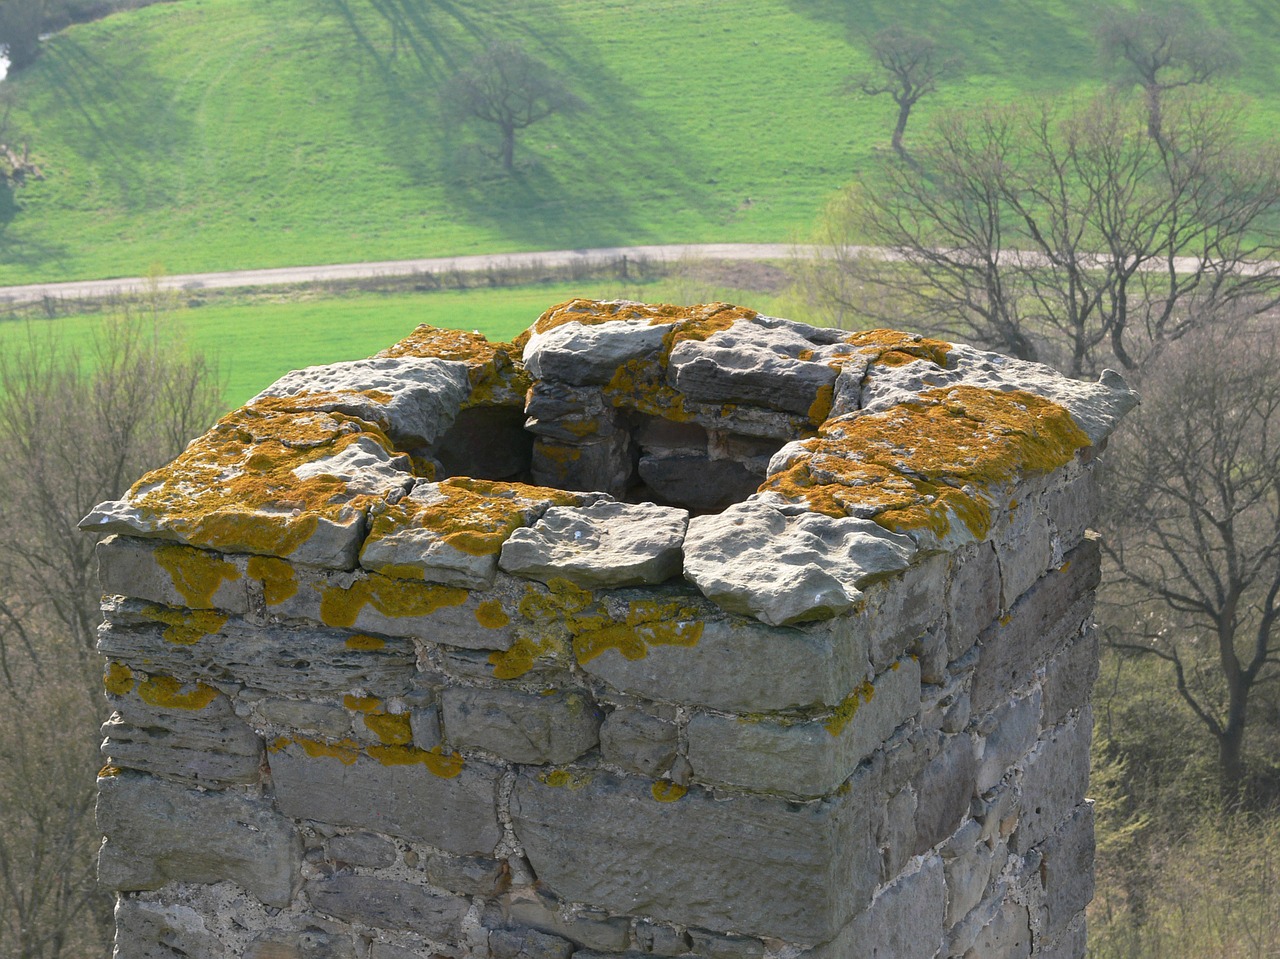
[
  {"xmin": 500, "ymin": 500, "xmax": 689, "ymax": 589},
  {"xmin": 523, "ymin": 317, "xmax": 670, "ymax": 385},
  {"xmin": 682, "ymin": 500, "xmax": 917, "ymax": 625},
  {"xmin": 250, "ymin": 355, "xmax": 472, "ymax": 448}
]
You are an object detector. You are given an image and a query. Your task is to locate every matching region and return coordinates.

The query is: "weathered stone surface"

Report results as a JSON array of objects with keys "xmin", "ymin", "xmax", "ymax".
[
  {"xmin": 975, "ymin": 689, "xmax": 1041, "ymax": 794},
  {"xmin": 488, "ymin": 891, "xmax": 632, "ymax": 952},
  {"xmin": 1036, "ymin": 804, "xmax": 1095, "ymax": 942},
  {"xmin": 862, "ymin": 552, "xmax": 948, "ymax": 670},
  {"xmin": 634, "ymin": 919, "xmax": 693, "ymax": 956},
  {"xmin": 1014, "ymin": 708, "xmax": 1092, "ymax": 851},
  {"xmin": 488, "ymin": 926, "xmax": 575, "ymax": 959},
  {"xmin": 1035, "ymin": 914, "xmax": 1087, "ymax": 959},
  {"xmin": 361, "ymin": 479, "xmax": 580, "ymax": 589},
  {"xmin": 683, "ymin": 501, "xmax": 916, "ymax": 626},
  {"xmin": 971, "ymin": 538, "xmax": 1100, "ymax": 715},
  {"xmin": 258, "ymin": 698, "xmax": 353, "ymax": 739},
  {"xmin": 913, "ymin": 731, "xmax": 979, "ymax": 855},
  {"xmin": 524, "ymin": 382, "xmax": 619, "ymax": 442},
  {"xmin": 246, "ymin": 930, "xmax": 357, "ymax": 959},
  {"xmin": 306, "ymin": 876, "xmax": 468, "ymax": 938},
  {"xmin": 251, "ymin": 355, "xmax": 471, "ymax": 447},
  {"xmin": 961, "ymin": 901, "xmax": 1032, "ymax": 959},
  {"xmin": 808, "ymin": 855, "xmax": 945, "ymax": 959},
  {"xmin": 876, "ymin": 784, "xmax": 918, "ymax": 884},
  {"xmin": 269, "ymin": 742, "xmax": 502, "ymax": 856},
  {"xmin": 686, "ymin": 929, "xmax": 767, "ymax": 959},
  {"xmin": 97, "ymin": 536, "xmax": 249, "ymax": 612},
  {"xmin": 114, "ymin": 899, "xmax": 223, "ymax": 959},
  {"xmin": 1044, "ymin": 468, "xmax": 1099, "ymax": 552},
  {"xmin": 102, "ymin": 694, "xmax": 263, "ymax": 788},
  {"xmin": 942, "ymin": 819, "xmax": 1000, "ymax": 928},
  {"xmin": 859, "ymin": 341, "xmax": 1139, "ymax": 445},
  {"xmin": 327, "ymin": 831, "xmax": 397, "ymax": 868},
  {"xmin": 686, "ymin": 656, "xmax": 920, "ymax": 798},
  {"xmin": 577, "ymin": 609, "xmax": 868, "ymax": 712},
  {"xmin": 440, "ymin": 687, "xmax": 600, "ymax": 764},
  {"xmin": 637, "ymin": 451, "xmax": 761, "ymax": 512},
  {"xmin": 424, "ymin": 852, "xmax": 507, "ymax": 897},
  {"xmin": 992, "ymin": 481, "xmax": 1055, "ymax": 608},
  {"xmin": 598, "ymin": 707, "xmax": 678, "ymax": 777},
  {"xmin": 946, "ymin": 542, "xmax": 1001, "ymax": 661},
  {"xmin": 1040, "ymin": 628, "xmax": 1098, "ymax": 727},
  {"xmin": 97, "ymin": 770, "xmax": 301, "ymax": 907},
  {"xmin": 531, "ymin": 434, "xmax": 632, "ymax": 498},
  {"xmin": 510, "ymin": 768, "xmax": 873, "ymax": 942},
  {"xmin": 500, "ymin": 501, "xmax": 687, "ymax": 589},
  {"xmin": 97, "ymin": 616, "xmax": 416, "ymax": 698},
  {"xmin": 668, "ymin": 321, "xmax": 839, "ymax": 416},
  {"xmin": 523, "ymin": 318, "xmax": 669, "ymax": 385}
]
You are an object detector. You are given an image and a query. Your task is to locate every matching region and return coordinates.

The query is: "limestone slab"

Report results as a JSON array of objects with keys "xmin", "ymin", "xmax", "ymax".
[
  {"xmin": 306, "ymin": 876, "xmax": 469, "ymax": 939},
  {"xmin": 440, "ymin": 687, "xmax": 600, "ymax": 764}
]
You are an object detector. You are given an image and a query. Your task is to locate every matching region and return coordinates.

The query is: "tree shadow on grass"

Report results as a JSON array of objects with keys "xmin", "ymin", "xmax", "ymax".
[{"xmin": 327, "ymin": 0, "xmax": 718, "ymax": 251}]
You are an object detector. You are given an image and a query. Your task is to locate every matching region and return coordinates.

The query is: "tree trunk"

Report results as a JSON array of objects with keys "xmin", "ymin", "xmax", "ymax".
[
  {"xmin": 1144, "ymin": 84, "xmax": 1163, "ymax": 142},
  {"xmin": 891, "ymin": 100, "xmax": 912, "ymax": 157},
  {"xmin": 500, "ymin": 126, "xmax": 515, "ymax": 173}
]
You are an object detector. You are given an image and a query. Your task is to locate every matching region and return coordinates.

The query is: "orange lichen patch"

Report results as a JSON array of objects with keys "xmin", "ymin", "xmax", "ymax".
[
  {"xmin": 573, "ymin": 599, "xmax": 705, "ymax": 664},
  {"xmin": 137, "ymin": 604, "xmax": 228, "ymax": 645},
  {"xmin": 761, "ymin": 386, "xmax": 1090, "ymax": 541},
  {"xmin": 377, "ymin": 325, "xmax": 532, "ymax": 407},
  {"xmin": 367, "ymin": 744, "xmax": 464, "ymax": 778},
  {"xmin": 845, "ymin": 329, "xmax": 952, "ymax": 368},
  {"xmin": 155, "ymin": 544, "xmax": 241, "ymax": 608},
  {"xmin": 488, "ymin": 634, "xmax": 558, "ymax": 680},
  {"xmin": 475, "ymin": 599, "xmax": 510, "ymax": 629},
  {"xmin": 345, "ymin": 634, "xmax": 387, "ymax": 651},
  {"xmin": 363, "ymin": 712, "xmax": 413, "ymax": 746},
  {"xmin": 292, "ymin": 736, "xmax": 362, "ymax": 765},
  {"xmin": 365, "ymin": 477, "xmax": 578, "ymax": 562},
  {"xmin": 824, "ymin": 680, "xmax": 876, "ymax": 736},
  {"xmin": 246, "ymin": 555, "xmax": 298, "ymax": 605},
  {"xmin": 138, "ymin": 675, "xmax": 220, "ymax": 711},
  {"xmin": 807, "ymin": 382, "xmax": 835, "ymax": 427},
  {"xmin": 318, "ymin": 574, "xmax": 468, "ymax": 628},
  {"xmin": 539, "ymin": 768, "xmax": 592, "ymax": 790},
  {"xmin": 250, "ymin": 389, "xmax": 393, "ymax": 413},
  {"xmin": 126, "ymin": 406, "xmax": 400, "ymax": 557},
  {"xmin": 344, "ymin": 694, "xmax": 381, "ymax": 713},
  {"xmin": 98, "ymin": 765, "xmax": 122, "ymax": 778},
  {"xmin": 104, "ymin": 661, "xmax": 135, "ymax": 696},
  {"xmin": 650, "ymin": 780, "xmax": 688, "ymax": 802}
]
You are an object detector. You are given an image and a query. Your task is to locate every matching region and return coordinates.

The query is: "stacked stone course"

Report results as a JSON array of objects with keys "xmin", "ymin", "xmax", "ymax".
[{"xmin": 83, "ymin": 299, "xmax": 1137, "ymax": 959}]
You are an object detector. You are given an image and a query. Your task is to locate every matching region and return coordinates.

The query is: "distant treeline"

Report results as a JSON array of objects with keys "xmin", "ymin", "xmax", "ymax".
[{"xmin": 41, "ymin": 0, "xmax": 174, "ymax": 32}]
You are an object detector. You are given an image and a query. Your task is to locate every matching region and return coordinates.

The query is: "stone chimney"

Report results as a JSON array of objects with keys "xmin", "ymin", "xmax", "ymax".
[{"xmin": 83, "ymin": 299, "xmax": 1136, "ymax": 959}]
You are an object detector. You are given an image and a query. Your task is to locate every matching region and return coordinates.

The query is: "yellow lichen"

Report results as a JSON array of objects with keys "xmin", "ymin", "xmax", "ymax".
[
  {"xmin": 295, "ymin": 736, "xmax": 362, "ymax": 765},
  {"xmin": 759, "ymin": 385, "xmax": 1091, "ymax": 542},
  {"xmin": 137, "ymin": 604, "xmax": 228, "ymax": 645},
  {"xmin": 488, "ymin": 634, "xmax": 561, "ymax": 680},
  {"xmin": 539, "ymin": 768, "xmax": 592, "ymax": 790},
  {"xmin": 573, "ymin": 599, "xmax": 705, "ymax": 663},
  {"xmin": 104, "ymin": 661, "xmax": 134, "ymax": 696},
  {"xmin": 138, "ymin": 675, "xmax": 220, "ymax": 711},
  {"xmin": 824, "ymin": 680, "xmax": 876, "ymax": 736},
  {"xmin": 98, "ymin": 765, "xmax": 122, "ymax": 778},
  {"xmin": 651, "ymin": 780, "xmax": 688, "ymax": 802},
  {"xmin": 363, "ymin": 712, "xmax": 413, "ymax": 746},
  {"xmin": 154, "ymin": 544, "xmax": 241, "ymax": 608},
  {"xmin": 475, "ymin": 599, "xmax": 510, "ymax": 629},
  {"xmin": 318, "ymin": 574, "xmax": 468, "ymax": 628},
  {"xmin": 376, "ymin": 326, "xmax": 532, "ymax": 408},
  {"xmin": 345, "ymin": 634, "xmax": 387, "ymax": 651},
  {"xmin": 807, "ymin": 382, "xmax": 835, "ymax": 427},
  {"xmin": 343, "ymin": 693, "xmax": 381, "ymax": 713},
  {"xmin": 845, "ymin": 329, "xmax": 952, "ymax": 368},
  {"xmin": 246, "ymin": 555, "xmax": 298, "ymax": 605},
  {"xmin": 367, "ymin": 744, "xmax": 464, "ymax": 778}
]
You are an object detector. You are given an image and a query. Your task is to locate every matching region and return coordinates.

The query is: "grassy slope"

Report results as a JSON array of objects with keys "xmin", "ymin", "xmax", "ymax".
[{"xmin": 3, "ymin": 0, "xmax": 1278, "ymax": 284}]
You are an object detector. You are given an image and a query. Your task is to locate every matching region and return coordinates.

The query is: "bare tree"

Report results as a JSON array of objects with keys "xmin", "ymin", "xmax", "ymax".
[
  {"xmin": 443, "ymin": 40, "xmax": 583, "ymax": 173},
  {"xmin": 1103, "ymin": 325, "xmax": 1280, "ymax": 805},
  {"xmin": 801, "ymin": 91, "xmax": 1280, "ymax": 377},
  {"xmin": 850, "ymin": 27, "xmax": 958, "ymax": 159},
  {"xmin": 0, "ymin": 297, "xmax": 222, "ymax": 958},
  {"xmin": 1095, "ymin": 2, "xmax": 1239, "ymax": 142}
]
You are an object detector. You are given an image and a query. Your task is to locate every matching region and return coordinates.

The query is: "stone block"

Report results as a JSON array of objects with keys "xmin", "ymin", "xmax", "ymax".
[
  {"xmin": 305, "ymin": 875, "xmax": 469, "ymax": 939},
  {"xmin": 97, "ymin": 770, "xmax": 301, "ymax": 907},
  {"xmin": 1034, "ymin": 914, "xmax": 1087, "ymax": 959},
  {"xmin": 577, "ymin": 608, "xmax": 868, "ymax": 713},
  {"xmin": 246, "ymin": 930, "xmax": 357, "ymax": 959},
  {"xmin": 876, "ymin": 785, "xmax": 918, "ymax": 884},
  {"xmin": 1044, "ymin": 468, "xmax": 1099, "ymax": 552},
  {"xmin": 942, "ymin": 819, "xmax": 1000, "ymax": 928},
  {"xmin": 992, "ymin": 479, "xmax": 1054, "ymax": 608},
  {"xmin": 113, "ymin": 899, "xmax": 223, "ymax": 959},
  {"xmin": 946, "ymin": 542, "xmax": 1000, "ymax": 662},
  {"xmin": 863, "ymin": 553, "xmax": 948, "ymax": 671},
  {"xmin": 488, "ymin": 927, "xmax": 575, "ymax": 959},
  {"xmin": 524, "ymin": 318, "xmax": 669, "ymax": 385},
  {"xmin": 1040, "ymin": 628, "xmax": 1098, "ymax": 727},
  {"xmin": 808, "ymin": 855, "xmax": 945, "ymax": 959},
  {"xmin": 258, "ymin": 699, "xmax": 353, "ymax": 739},
  {"xmin": 488, "ymin": 891, "xmax": 632, "ymax": 952},
  {"xmin": 500, "ymin": 501, "xmax": 688, "ymax": 589},
  {"xmin": 686, "ymin": 656, "xmax": 920, "ymax": 797},
  {"xmin": 269, "ymin": 741, "xmax": 502, "ymax": 856},
  {"xmin": 1013, "ymin": 708, "xmax": 1092, "ymax": 851},
  {"xmin": 531, "ymin": 434, "xmax": 632, "ymax": 499},
  {"xmin": 971, "ymin": 538, "xmax": 1099, "ymax": 716},
  {"xmin": 974, "ymin": 690, "xmax": 1041, "ymax": 794},
  {"xmin": 510, "ymin": 768, "xmax": 874, "ymax": 942},
  {"xmin": 327, "ymin": 831, "xmax": 397, "ymax": 868},
  {"xmin": 424, "ymin": 852, "xmax": 508, "ymax": 898},
  {"xmin": 686, "ymin": 929, "xmax": 766, "ymax": 959},
  {"xmin": 1035, "ymin": 804, "xmax": 1095, "ymax": 942},
  {"xmin": 97, "ymin": 535, "xmax": 248, "ymax": 612},
  {"xmin": 440, "ymin": 687, "xmax": 600, "ymax": 765},
  {"xmin": 598, "ymin": 707, "xmax": 678, "ymax": 778},
  {"xmin": 912, "ymin": 731, "xmax": 978, "ymax": 855},
  {"xmin": 683, "ymin": 501, "xmax": 917, "ymax": 627},
  {"xmin": 634, "ymin": 918, "xmax": 694, "ymax": 956},
  {"xmin": 961, "ymin": 901, "xmax": 1031, "ymax": 959}
]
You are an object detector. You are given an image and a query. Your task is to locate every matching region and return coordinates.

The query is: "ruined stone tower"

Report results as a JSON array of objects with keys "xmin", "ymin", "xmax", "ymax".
[{"xmin": 83, "ymin": 299, "xmax": 1136, "ymax": 959}]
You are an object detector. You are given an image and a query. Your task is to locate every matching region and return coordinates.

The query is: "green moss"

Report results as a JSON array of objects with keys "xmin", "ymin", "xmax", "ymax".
[{"xmin": 824, "ymin": 680, "xmax": 875, "ymax": 736}]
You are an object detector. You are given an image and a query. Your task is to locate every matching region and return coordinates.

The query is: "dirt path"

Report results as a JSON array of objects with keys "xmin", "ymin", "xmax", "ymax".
[{"xmin": 0, "ymin": 244, "xmax": 819, "ymax": 305}]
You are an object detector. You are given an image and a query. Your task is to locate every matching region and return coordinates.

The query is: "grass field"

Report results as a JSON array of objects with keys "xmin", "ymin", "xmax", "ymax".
[{"xmin": 2, "ymin": 0, "xmax": 1278, "ymax": 285}]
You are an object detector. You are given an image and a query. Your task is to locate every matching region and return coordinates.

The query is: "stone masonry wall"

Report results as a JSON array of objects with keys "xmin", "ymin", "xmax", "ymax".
[{"xmin": 83, "ymin": 299, "xmax": 1137, "ymax": 959}]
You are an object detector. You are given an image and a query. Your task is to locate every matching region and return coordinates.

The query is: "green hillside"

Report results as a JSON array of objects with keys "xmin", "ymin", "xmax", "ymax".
[{"xmin": 1, "ymin": 0, "xmax": 1278, "ymax": 284}]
